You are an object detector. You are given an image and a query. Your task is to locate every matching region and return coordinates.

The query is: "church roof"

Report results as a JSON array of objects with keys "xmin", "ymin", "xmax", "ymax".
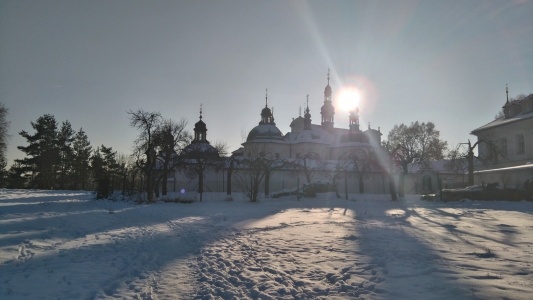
[
  {"xmin": 471, "ymin": 110, "xmax": 533, "ymax": 134},
  {"xmin": 246, "ymin": 123, "xmax": 284, "ymax": 142},
  {"xmin": 472, "ymin": 93, "xmax": 533, "ymax": 134}
]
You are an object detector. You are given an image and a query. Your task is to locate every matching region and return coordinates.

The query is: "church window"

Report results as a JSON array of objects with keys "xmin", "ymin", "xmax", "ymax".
[
  {"xmin": 422, "ymin": 175, "xmax": 432, "ymax": 191},
  {"xmin": 516, "ymin": 134, "xmax": 524, "ymax": 154},
  {"xmin": 527, "ymin": 102, "xmax": 533, "ymax": 113},
  {"xmin": 499, "ymin": 138, "xmax": 507, "ymax": 157}
]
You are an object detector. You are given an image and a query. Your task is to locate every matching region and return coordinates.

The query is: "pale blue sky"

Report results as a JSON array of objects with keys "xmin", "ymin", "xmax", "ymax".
[{"xmin": 1, "ymin": 0, "xmax": 532, "ymax": 164}]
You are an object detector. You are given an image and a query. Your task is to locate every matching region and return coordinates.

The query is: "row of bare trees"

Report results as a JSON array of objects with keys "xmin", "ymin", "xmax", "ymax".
[
  {"xmin": 227, "ymin": 143, "xmax": 391, "ymax": 202},
  {"xmin": 226, "ymin": 121, "xmax": 449, "ymax": 201},
  {"xmin": 12, "ymin": 110, "xmax": 499, "ymax": 202},
  {"xmin": 127, "ymin": 109, "xmax": 229, "ymax": 202}
]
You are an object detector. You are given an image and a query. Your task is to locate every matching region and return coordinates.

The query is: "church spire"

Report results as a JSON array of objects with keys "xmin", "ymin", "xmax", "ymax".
[
  {"xmin": 506, "ymin": 84, "xmax": 509, "ymax": 104},
  {"xmin": 260, "ymin": 89, "xmax": 275, "ymax": 125},
  {"xmin": 304, "ymin": 94, "xmax": 312, "ymax": 130},
  {"xmin": 349, "ymin": 107, "xmax": 360, "ymax": 132},
  {"xmin": 199, "ymin": 103, "xmax": 203, "ymax": 120},
  {"xmin": 321, "ymin": 68, "xmax": 335, "ymax": 131},
  {"xmin": 193, "ymin": 103, "xmax": 208, "ymax": 143}
]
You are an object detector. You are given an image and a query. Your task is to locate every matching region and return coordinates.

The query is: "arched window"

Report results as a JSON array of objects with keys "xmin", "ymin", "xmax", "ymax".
[{"xmin": 422, "ymin": 175, "xmax": 432, "ymax": 191}]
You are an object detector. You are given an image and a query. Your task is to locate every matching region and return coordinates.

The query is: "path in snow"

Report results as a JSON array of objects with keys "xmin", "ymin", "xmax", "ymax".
[
  {"xmin": 1, "ymin": 190, "xmax": 532, "ymax": 299},
  {"xmin": 190, "ymin": 197, "xmax": 533, "ymax": 299}
]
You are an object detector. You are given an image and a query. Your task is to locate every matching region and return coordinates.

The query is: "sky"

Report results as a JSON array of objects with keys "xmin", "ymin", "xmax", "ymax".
[{"xmin": 1, "ymin": 0, "xmax": 532, "ymax": 165}]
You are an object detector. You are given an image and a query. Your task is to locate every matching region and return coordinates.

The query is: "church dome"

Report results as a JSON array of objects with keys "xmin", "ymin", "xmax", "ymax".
[
  {"xmin": 261, "ymin": 106, "xmax": 272, "ymax": 118},
  {"xmin": 321, "ymin": 102, "xmax": 334, "ymax": 114},
  {"xmin": 194, "ymin": 119, "xmax": 207, "ymax": 132},
  {"xmin": 324, "ymin": 84, "xmax": 332, "ymax": 95},
  {"xmin": 290, "ymin": 116, "xmax": 304, "ymax": 128},
  {"xmin": 246, "ymin": 124, "xmax": 283, "ymax": 142},
  {"xmin": 181, "ymin": 142, "xmax": 219, "ymax": 159}
]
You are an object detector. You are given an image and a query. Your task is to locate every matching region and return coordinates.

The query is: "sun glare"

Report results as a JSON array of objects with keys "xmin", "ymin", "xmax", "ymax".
[{"xmin": 337, "ymin": 88, "xmax": 360, "ymax": 112}]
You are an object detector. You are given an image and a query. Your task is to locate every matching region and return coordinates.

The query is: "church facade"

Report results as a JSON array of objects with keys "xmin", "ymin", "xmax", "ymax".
[
  {"xmin": 470, "ymin": 88, "xmax": 533, "ymax": 186},
  {"xmin": 171, "ymin": 71, "xmax": 395, "ymax": 197},
  {"xmin": 238, "ymin": 72, "xmax": 383, "ymax": 161}
]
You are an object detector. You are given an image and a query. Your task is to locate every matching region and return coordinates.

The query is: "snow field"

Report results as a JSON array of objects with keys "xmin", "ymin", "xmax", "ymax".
[{"xmin": 1, "ymin": 190, "xmax": 533, "ymax": 299}]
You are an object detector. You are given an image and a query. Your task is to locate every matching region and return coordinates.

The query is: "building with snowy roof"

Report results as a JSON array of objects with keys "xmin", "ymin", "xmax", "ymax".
[
  {"xmin": 471, "ymin": 88, "xmax": 533, "ymax": 169},
  {"xmin": 470, "ymin": 87, "xmax": 533, "ymax": 187},
  {"xmin": 239, "ymin": 71, "xmax": 383, "ymax": 161}
]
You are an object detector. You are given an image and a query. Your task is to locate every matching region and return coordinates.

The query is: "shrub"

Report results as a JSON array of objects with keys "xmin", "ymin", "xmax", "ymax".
[
  {"xmin": 163, "ymin": 195, "xmax": 196, "ymax": 203},
  {"xmin": 270, "ymin": 181, "xmax": 336, "ymax": 198}
]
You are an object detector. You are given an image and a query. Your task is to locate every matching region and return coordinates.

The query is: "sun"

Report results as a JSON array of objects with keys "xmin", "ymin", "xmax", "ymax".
[{"xmin": 337, "ymin": 88, "xmax": 360, "ymax": 112}]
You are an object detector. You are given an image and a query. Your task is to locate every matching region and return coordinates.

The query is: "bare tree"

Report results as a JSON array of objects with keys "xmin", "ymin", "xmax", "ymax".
[
  {"xmin": 233, "ymin": 143, "xmax": 284, "ymax": 202},
  {"xmin": 342, "ymin": 148, "xmax": 373, "ymax": 193},
  {"xmin": 322, "ymin": 159, "xmax": 349, "ymax": 198},
  {"xmin": 369, "ymin": 146, "xmax": 399, "ymax": 201},
  {"xmin": 128, "ymin": 110, "xmax": 162, "ymax": 202},
  {"xmin": 153, "ymin": 118, "xmax": 191, "ymax": 196},
  {"xmin": 179, "ymin": 140, "xmax": 226, "ymax": 202},
  {"xmin": 292, "ymin": 152, "xmax": 323, "ymax": 184},
  {"xmin": 384, "ymin": 121, "xmax": 447, "ymax": 197},
  {"xmin": 459, "ymin": 137, "xmax": 506, "ymax": 186},
  {"xmin": 0, "ymin": 103, "xmax": 9, "ymax": 186},
  {"xmin": 444, "ymin": 146, "xmax": 468, "ymax": 187}
]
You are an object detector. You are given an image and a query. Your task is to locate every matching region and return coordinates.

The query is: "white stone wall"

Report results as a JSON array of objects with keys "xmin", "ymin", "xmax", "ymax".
[{"xmin": 476, "ymin": 118, "xmax": 533, "ymax": 168}]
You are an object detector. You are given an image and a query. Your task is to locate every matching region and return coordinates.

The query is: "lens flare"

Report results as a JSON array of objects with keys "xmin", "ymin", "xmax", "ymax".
[{"xmin": 337, "ymin": 88, "xmax": 360, "ymax": 112}]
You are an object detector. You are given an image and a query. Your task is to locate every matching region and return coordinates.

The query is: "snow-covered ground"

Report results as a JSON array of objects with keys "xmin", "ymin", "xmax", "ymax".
[{"xmin": 1, "ymin": 190, "xmax": 532, "ymax": 299}]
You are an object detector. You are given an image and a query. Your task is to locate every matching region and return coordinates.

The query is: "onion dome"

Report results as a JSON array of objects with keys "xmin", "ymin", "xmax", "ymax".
[
  {"xmin": 181, "ymin": 105, "xmax": 219, "ymax": 159},
  {"xmin": 247, "ymin": 90, "xmax": 283, "ymax": 141},
  {"xmin": 193, "ymin": 104, "xmax": 208, "ymax": 143},
  {"xmin": 246, "ymin": 123, "xmax": 284, "ymax": 141}
]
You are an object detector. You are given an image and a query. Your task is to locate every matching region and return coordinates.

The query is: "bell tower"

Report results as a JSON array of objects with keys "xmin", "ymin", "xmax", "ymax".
[
  {"xmin": 193, "ymin": 104, "xmax": 208, "ymax": 143},
  {"xmin": 320, "ymin": 69, "xmax": 335, "ymax": 131}
]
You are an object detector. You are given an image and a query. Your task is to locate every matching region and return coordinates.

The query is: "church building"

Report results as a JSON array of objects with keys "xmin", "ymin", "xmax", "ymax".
[{"xmin": 238, "ymin": 70, "xmax": 383, "ymax": 161}]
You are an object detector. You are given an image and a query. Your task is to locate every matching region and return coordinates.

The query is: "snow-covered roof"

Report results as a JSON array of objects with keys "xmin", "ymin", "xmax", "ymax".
[
  {"xmin": 475, "ymin": 162, "xmax": 533, "ymax": 174},
  {"xmin": 471, "ymin": 111, "xmax": 533, "ymax": 134},
  {"xmin": 471, "ymin": 94, "xmax": 533, "ymax": 134},
  {"xmin": 246, "ymin": 124, "xmax": 284, "ymax": 141}
]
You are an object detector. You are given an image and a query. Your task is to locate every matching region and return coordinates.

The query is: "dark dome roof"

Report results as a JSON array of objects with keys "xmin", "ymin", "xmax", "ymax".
[
  {"xmin": 321, "ymin": 102, "xmax": 335, "ymax": 114},
  {"xmin": 181, "ymin": 142, "xmax": 219, "ymax": 160},
  {"xmin": 324, "ymin": 84, "xmax": 332, "ymax": 95},
  {"xmin": 290, "ymin": 116, "xmax": 304, "ymax": 128},
  {"xmin": 261, "ymin": 106, "xmax": 272, "ymax": 117},
  {"xmin": 194, "ymin": 119, "xmax": 206, "ymax": 132},
  {"xmin": 246, "ymin": 124, "xmax": 283, "ymax": 141}
]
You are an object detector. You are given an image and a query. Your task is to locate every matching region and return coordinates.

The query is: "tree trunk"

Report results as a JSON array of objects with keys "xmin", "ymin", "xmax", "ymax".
[
  {"xmin": 358, "ymin": 175, "xmax": 364, "ymax": 193},
  {"xmin": 111, "ymin": 175, "xmax": 114, "ymax": 195},
  {"xmin": 154, "ymin": 178, "xmax": 160, "ymax": 198},
  {"xmin": 227, "ymin": 167, "xmax": 233, "ymax": 195},
  {"xmin": 122, "ymin": 172, "xmax": 126, "ymax": 195},
  {"xmin": 304, "ymin": 160, "xmax": 311, "ymax": 183},
  {"xmin": 345, "ymin": 175, "xmax": 348, "ymax": 200},
  {"xmin": 467, "ymin": 150, "xmax": 474, "ymax": 186},
  {"xmin": 399, "ymin": 162, "xmax": 408, "ymax": 197},
  {"xmin": 131, "ymin": 171, "xmax": 136, "ymax": 195},
  {"xmin": 146, "ymin": 172, "xmax": 153, "ymax": 202},
  {"xmin": 265, "ymin": 171, "xmax": 270, "ymax": 196},
  {"xmin": 253, "ymin": 179, "xmax": 259, "ymax": 202},
  {"xmin": 198, "ymin": 169, "xmax": 204, "ymax": 202},
  {"xmin": 162, "ymin": 169, "xmax": 168, "ymax": 196},
  {"xmin": 388, "ymin": 174, "xmax": 397, "ymax": 201}
]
